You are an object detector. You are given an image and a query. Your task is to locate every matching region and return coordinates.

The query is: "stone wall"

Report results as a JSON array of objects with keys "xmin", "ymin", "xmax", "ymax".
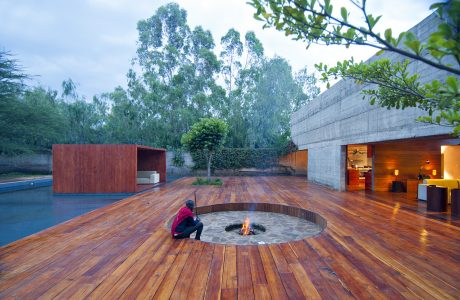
[{"xmin": 291, "ymin": 13, "xmax": 458, "ymax": 190}]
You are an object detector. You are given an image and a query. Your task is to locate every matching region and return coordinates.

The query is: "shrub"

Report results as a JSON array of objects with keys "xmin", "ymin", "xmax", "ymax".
[
  {"xmin": 192, "ymin": 177, "xmax": 223, "ymax": 186},
  {"xmin": 172, "ymin": 150, "xmax": 185, "ymax": 167},
  {"xmin": 191, "ymin": 148, "xmax": 279, "ymax": 170}
]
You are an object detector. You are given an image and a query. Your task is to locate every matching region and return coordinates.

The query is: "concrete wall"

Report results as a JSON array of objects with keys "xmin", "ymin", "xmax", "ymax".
[
  {"xmin": 0, "ymin": 151, "xmax": 194, "ymax": 177},
  {"xmin": 291, "ymin": 13, "xmax": 459, "ymax": 190},
  {"xmin": 166, "ymin": 152, "xmax": 194, "ymax": 176},
  {"xmin": 0, "ymin": 154, "xmax": 52, "ymax": 174}
]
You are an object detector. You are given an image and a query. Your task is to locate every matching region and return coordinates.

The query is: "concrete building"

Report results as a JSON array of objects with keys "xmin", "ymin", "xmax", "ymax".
[{"xmin": 291, "ymin": 13, "xmax": 460, "ymax": 191}]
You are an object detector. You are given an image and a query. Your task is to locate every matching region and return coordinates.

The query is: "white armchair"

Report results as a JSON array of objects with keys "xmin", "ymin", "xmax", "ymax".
[{"xmin": 137, "ymin": 171, "xmax": 160, "ymax": 184}]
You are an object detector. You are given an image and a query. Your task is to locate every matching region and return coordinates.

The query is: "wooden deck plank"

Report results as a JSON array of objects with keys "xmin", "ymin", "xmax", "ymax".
[
  {"xmin": 258, "ymin": 246, "xmax": 289, "ymax": 299},
  {"xmin": 236, "ymin": 246, "xmax": 254, "ymax": 300},
  {"xmin": 1, "ymin": 176, "xmax": 460, "ymax": 299},
  {"xmin": 203, "ymin": 244, "xmax": 225, "ymax": 300},
  {"xmin": 187, "ymin": 243, "xmax": 215, "ymax": 299},
  {"xmin": 221, "ymin": 245, "xmax": 237, "ymax": 300}
]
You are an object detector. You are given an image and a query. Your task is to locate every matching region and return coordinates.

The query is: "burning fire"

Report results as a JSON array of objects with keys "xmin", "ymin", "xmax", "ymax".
[{"xmin": 240, "ymin": 217, "xmax": 251, "ymax": 235}]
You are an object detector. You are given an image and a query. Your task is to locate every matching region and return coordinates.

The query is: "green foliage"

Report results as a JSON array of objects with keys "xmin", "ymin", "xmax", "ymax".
[
  {"xmin": 172, "ymin": 150, "xmax": 186, "ymax": 167},
  {"xmin": 250, "ymin": 0, "xmax": 460, "ymax": 135},
  {"xmin": 181, "ymin": 118, "xmax": 228, "ymax": 153},
  {"xmin": 192, "ymin": 177, "xmax": 223, "ymax": 186},
  {"xmin": 0, "ymin": 87, "xmax": 67, "ymax": 154},
  {"xmin": 316, "ymin": 58, "xmax": 460, "ymax": 134},
  {"xmin": 0, "ymin": 3, "xmax": 321, "ymax": 155},
  {"xmin": 191, "ymin": 148, "xmax": 279, "ymax": 170},
  {"xmin": 182, "ymin": 118, "xmax": 228, "ymax": 179},
  {"xmin": 0, "ymin": 51, "xmax": 27, "ymax": 98},
  {"xmin": 133, "ymin": 3, "xmax": 225, "ymax": 148}
]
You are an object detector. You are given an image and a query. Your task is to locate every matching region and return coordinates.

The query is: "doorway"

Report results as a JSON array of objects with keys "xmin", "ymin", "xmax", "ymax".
[{"xmin": 346, "ymin": 144, "xmax": 373, "ymax": 191}]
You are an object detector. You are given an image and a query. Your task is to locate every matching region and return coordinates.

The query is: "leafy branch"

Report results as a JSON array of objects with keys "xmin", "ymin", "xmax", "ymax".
[{"xmin": 250, "ymin": 0, "xmax": 460, "ymax": 135}]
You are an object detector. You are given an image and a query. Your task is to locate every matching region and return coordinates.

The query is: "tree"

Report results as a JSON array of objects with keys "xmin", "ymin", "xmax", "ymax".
[
  {"xmin": 250, "ymin": 0, "xmax": 460, "ymax": 135},
  {"xmin": 132, "ymin": 3, "xmax": 225, "ymax": 148},
  {"xmin": 220, "ymin": 29, "xmax": 244, "ymax": 95},
  {"xmin": 181, "ymin": 118, "xmax": 228, "ymax": 179},
  {"xmin": 0, "ymin": 87, "xmax": 67, "ymax": 154},
  {"xmin": 0, "ymin": 50, "xmax": 28, "ymax": 99},
  {"xmin": 246, "ymin": 57, "xmax": 319, "ymax": 147}
]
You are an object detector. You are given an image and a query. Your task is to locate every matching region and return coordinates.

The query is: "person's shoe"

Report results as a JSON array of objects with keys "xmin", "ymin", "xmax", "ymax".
[{"xmin": 195, "ymin": 237, "xmax": 201, "ymax": 241}]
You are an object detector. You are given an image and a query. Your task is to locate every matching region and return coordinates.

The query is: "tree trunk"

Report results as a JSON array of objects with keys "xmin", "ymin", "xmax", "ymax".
[{"xmin": 207, "ymin": 152, "xmax": 212, "ymax": 180}]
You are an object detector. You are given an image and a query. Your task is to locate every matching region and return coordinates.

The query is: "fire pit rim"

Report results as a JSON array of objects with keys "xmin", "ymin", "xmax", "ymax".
[{"xmin": 166, "ymin": 202, "xmax": 327, "ymax": 234}]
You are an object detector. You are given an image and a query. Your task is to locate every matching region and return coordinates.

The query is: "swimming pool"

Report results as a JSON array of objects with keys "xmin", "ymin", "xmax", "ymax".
[{"xmin": 0, "ymin": 186, "xmax": 127, "ymax": 246}]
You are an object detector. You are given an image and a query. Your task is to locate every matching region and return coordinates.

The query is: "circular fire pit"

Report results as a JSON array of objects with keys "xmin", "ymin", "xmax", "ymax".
[{"xmin": 168, "ymin": 203, "xmax": 326, "ymax": 245}]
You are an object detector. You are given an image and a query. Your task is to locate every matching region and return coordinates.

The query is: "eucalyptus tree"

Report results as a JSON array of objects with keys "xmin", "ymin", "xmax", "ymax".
[
  {"xmin": 220, "ymin": 29, "xmax": 267, "ymax": 147},
  {"xmin": 131, "ymin": 3, "xmax": 225, "ymax": 148},
  {"xmin": 246, "ymin": 57, "xmax": 319, "ymax": 148},
  {"xmin": 0, "ymin": 50, "xmax": 27, "ymax": 99}
]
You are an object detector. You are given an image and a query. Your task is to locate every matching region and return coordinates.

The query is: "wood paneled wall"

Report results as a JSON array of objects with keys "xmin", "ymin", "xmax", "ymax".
[
  {"xmin": 279, "ymin": 150, "xmax": 308, "ymax": 175},
  {"xmin": 53, "ymin": 144, "xmax": 167, "ymax": 193},
  {"xmin": 53, "ymin": 144, "xmax": 137, "ymax": 193},
  {"xmin": 373, "ymin": 137, "xmax": 458, "ymax": 191}
]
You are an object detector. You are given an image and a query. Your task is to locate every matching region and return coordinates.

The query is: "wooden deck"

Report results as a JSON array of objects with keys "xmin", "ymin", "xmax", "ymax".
[{"xmin": 1, "ymin": 176, "xmax": 460, "ymax": 299}]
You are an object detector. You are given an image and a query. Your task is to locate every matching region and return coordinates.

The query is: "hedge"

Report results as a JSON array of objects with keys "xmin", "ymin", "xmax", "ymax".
[{"xmin": 191, "ymin": 148, "xmax": 279, "ymax": 170}]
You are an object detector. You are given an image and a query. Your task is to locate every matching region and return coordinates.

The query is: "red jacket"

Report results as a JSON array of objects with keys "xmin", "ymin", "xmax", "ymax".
[{"xmin": 171, "ymin": 206, "xmax": 194, "ymax": 236}]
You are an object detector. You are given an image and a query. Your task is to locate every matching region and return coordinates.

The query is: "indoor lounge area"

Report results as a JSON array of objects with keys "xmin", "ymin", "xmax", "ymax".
[
  {"xmin": 346, "ymin": 144, "xmax": 373, "ymax": 191},
  {"xmin": 359, "ymin": 135, "xmax": 460, "ymax": 222}
]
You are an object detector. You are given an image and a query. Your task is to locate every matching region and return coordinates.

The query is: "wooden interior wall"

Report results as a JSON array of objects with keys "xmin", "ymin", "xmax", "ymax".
[
  {"xmin": 442, "ymin": 145, "xmax": 460, "ymax": 179},
  {"xmin": 373, "ymin": 137, "xmax": 458, "ymax": 192},
  {"xmin": 53, "ymin": 145, "xmax": 137, "ymax": 193},
  {"xmin": 137, "ymin": 149, "xmax": 167, "ymax": 182},
  {"xmin": 279, "ymin": 150, "xmax": 308, "ymax": 175}
]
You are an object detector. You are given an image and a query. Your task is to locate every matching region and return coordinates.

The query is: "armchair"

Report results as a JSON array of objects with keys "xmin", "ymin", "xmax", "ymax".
[{"xmin": 137, "ymin": 171, "xmax": 160, "ymax": 184}]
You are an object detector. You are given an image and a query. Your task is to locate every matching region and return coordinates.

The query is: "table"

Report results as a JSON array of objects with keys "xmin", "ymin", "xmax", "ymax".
[
  {"xmin": 427, "ymin": 186, "xmax": 448, "ymax": 212},
  {"xmin": 391, "ymin": 181, "xmax": 405, "ymax": 193},
  {"xmin": 452, "ymin": 189, "xmax": 460, "ymax": 217}
]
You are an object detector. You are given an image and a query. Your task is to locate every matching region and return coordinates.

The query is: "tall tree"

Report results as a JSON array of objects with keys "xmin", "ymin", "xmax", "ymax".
[
  {"xmin": 131, "ymin": 3, "xmax": 225, "ymax": 148},
  {"xmin": 250, "ymin": 0, "xmax": 460, "ymax": 135},
  {"xmin": 246, "ymin": 57, "xmax": 319, "ymax": 148},
  {"xmin": 221, "ymin": 29, "xmax": 266, "ymax": 147},
  {"xmin": 220, "ymin": 29, "xmax": 244, "ymax": 95},
  {"xmin": 0, "ymin": 87, "xmax": 67, "ymax": 154},
  {"xmin": 0, "ymin": 50, "xmax": 27, "ymax": 99}
]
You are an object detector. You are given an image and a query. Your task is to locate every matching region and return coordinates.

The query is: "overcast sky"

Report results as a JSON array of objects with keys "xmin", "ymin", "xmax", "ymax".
[{"xmin": 0, "ymin": 0, "xmax": 433, "ymax": 99}]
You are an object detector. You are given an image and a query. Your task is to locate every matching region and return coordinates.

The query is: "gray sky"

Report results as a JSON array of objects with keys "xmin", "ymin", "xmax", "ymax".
[{"xmin": 0, "ymin": 0, "xmax": 433, "ymax": 99}]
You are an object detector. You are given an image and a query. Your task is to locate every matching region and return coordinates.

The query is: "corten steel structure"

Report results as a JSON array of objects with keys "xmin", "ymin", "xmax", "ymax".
[{"xmin": 52, "ymin": 144, "xmax": 166, "ymax": 194}]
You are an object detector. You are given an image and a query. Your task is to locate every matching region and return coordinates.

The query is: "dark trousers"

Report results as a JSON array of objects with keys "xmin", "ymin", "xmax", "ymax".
[{"xmin": 174, "ymin": 221, "xmax": 203, "ymax": 240}]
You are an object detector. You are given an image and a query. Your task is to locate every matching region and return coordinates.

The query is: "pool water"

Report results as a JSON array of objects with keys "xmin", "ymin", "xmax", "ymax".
[{"xmin": 0, "ymin": 186, "xmax": 126, "ymax": 246}]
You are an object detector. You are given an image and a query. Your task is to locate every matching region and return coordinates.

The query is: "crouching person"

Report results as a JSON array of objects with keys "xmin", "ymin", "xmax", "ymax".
[{"xmin": 171, "ymin": 200, "xmax": 203, "ymax": 240}]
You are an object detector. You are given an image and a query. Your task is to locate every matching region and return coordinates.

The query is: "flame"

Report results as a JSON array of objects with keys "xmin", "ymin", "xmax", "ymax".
[{"xmin": 241, "ymin": 217, "xmax": 250, "ymax": 235}]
